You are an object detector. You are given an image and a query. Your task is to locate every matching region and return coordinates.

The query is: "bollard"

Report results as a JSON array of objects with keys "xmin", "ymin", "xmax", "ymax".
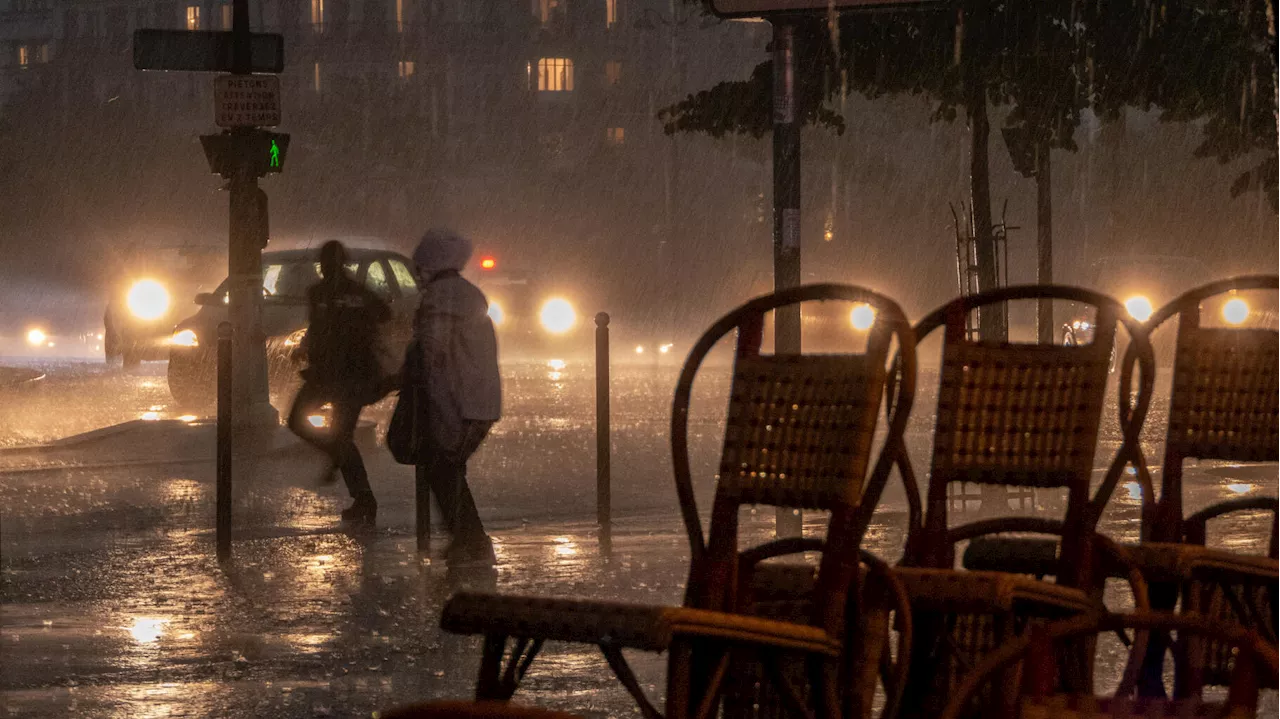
[
  {"xmin": 415, "ymin": 461, "xmax": 431, "ymax": 553},
  {"xmin": 216, "ymin": 321, "xmax": 233, "ymax": 562},
  {"xmin": 414, "ymin": 382, "xmax": 430, "ymax": 552},
  {"xmin": 595, "ymin": 312, "xmax": 612, "ymax": 550}
]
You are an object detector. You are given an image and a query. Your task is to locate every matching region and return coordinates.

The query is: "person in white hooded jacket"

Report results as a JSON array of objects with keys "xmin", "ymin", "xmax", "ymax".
[{"xmin": 411, "ymin": 229, "xmax": 502, "ymax": 565}]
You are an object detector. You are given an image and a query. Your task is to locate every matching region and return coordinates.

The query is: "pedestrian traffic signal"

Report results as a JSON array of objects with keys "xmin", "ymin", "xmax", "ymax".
[{"xmin": 200, "ymin": 129, "xmax": 290, "ymax": 178}]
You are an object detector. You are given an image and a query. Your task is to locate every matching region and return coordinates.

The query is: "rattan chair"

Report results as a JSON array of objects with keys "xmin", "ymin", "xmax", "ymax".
[
  {"xmin": 939, "ymin": 613, "xmax": 1277, "ymax": 719},
  {"xmin": 885, "ymin": 285, "xmax": 1156, "ymax": 718},
  {"xmin": 1112, "ymin": 275, "xmax": 1279, "ymax": 698},
  {"xmin": 441, "ymin": 284, "xmax": 919, "ymax": 719}
]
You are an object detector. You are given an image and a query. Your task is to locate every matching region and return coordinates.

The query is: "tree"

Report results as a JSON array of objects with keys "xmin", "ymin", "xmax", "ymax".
[{"xmin": 661, "ymin": 0, "xmax": 1276, "ymax": 338}]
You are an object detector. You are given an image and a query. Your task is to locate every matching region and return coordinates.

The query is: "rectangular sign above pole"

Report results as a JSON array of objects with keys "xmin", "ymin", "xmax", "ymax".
[
  {"xmin": 709, "ymin": 0, "xmax": 938, "ymax": 18},
  {"xmin": 214, "ymin": 75, "xmax": 281, "ymax": 127},
  {"xmin": 133, "ymin": 29, "xmax": 284, "ymax": 73}
]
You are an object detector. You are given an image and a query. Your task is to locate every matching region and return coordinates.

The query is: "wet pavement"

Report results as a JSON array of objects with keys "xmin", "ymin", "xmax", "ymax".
[{"xmin": 1, "ymin": 360, "xmax": 1276, "ymax": 717}]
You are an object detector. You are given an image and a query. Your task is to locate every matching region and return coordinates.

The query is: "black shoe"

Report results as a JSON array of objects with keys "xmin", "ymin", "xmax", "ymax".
[
  {"xmin": 341, "ymin": 494, "xmax": 377, "ymax": 523},
  {"xmin": 447, "ymin": 536, "xmax": 496, "ymax": 567}
]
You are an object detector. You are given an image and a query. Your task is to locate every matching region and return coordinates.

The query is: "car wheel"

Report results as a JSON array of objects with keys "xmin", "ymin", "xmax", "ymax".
[{"xmin": 168, "ymin": 351, "xmax": 215, "ymax": 407}]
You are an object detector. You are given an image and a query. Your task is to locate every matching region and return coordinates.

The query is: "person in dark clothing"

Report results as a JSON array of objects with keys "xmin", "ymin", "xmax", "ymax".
[
  {"xmin": 411, "ymin": 229, "xmax": 502, "ymax": 566},
  {"xmin": 287, "ymin": 240, "xmax": 392, "ymax": 523}
]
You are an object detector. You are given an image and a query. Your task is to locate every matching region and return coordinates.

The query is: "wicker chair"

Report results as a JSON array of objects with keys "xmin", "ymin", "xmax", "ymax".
[
  {"xmin": 939, "ymin": 613, "xmax": 1278, "ymax": 719},
  {"xmin": 441, "ymin": 284, "xmax": 919, "ymax": 719},
  {"xmin": 886, "ymin": 285, "xmax": 1156, "ymax": 718},
  {"xmin": 1112, "ymin": 275, "xmax": 1279, "ymax": 698}
]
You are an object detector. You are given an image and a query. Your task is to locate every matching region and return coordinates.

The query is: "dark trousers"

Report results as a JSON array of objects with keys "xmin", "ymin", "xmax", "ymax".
[
  {"xmin": 421, "ymin": 421, "xmax": 491, "ymax": 546},
  {"xmin": 287, "ymin": 381, "xmax": 372, "ymax": 499}
]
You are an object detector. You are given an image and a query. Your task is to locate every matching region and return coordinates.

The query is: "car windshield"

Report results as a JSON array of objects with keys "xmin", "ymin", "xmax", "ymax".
[{"xmin": 212, "ymin": 259, "xmax": 360, "ymax": 300}]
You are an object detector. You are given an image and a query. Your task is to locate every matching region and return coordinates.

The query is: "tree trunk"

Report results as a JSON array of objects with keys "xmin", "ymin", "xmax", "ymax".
[
  {"xmin": 967, "ymin": 71, "xmax": 1005, "ymax": 340},
  {"xmin": 1037, "ymin": 142, "xmax": 1054, "ymax": 344}
]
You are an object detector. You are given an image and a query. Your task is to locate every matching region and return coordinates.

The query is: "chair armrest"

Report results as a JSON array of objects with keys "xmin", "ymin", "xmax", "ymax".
[
  {"xmin": 666, "ymin": 607, "xmax": 840, "ymax": 657},
  {"xmin": 739, "ymin": 538, "xmax": 826, "ymax": 568},
  {"xmin": 1185, "ymin": 497, "xmax": 1279, "ymax": 556},
  {"xmin": 441, "ymin": 592, "xmax": 676, "ymax": 652},
  {"xmin": 945, "ymin": 517, "xmax": 1066, "ymax": 546}
]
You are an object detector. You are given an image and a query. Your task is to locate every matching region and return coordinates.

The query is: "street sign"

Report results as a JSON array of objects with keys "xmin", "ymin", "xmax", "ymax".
[
  {"xmin": 133, "ymin": 29, "xmax": 284, "ymax": 73},
  {"xmin": 214, "ymin": 75, "xmax": 281, "ymax": 128},
  {"xmin": 709, "ymin": 0, "xmax": 938, "ymax": 17}
]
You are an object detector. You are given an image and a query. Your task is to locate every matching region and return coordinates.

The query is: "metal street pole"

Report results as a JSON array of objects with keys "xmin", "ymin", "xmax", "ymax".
[
  {"xmin": 228, "ymin": 0, "xmax": 275, "ymax": 430},
  {"xmin": 771, "ymin": 19, "xmax": 803, "ymax": 539}
]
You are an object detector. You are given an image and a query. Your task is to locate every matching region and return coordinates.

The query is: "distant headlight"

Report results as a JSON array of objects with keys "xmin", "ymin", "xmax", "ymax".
[
  {"xmin": 26, "ymin": 328, "xmax": 47, "ymax": 346},
  {"xmin": 487, "ymin": 301, "xmax": 505, "ymax": 326},
  {"xmin": 284, "ymin": 328, "xmax": 307, "ymax": 347},
  {"xmin": 539, "ymin": 298, "xmax": 576, "ymax": 334},
  {"xmin": 1071, "ymin": 320, "xmax": 1092, "ymax": 331},
  {"xmin": 1223, "ymin": 298, "xmax": 1250, "ymax": 326},
  {"xmin": 170, "ymin": 329, "xmax": 199, "ymax": 347},
  {"xmin": 1124, "ymin": 295, "xmax": 1154, "ymax": 322},
  {"xmin": 849, "ymin": 303, "xmax": 876, "ymax": 331},
  {"xmin": 127, "ymin": 279, "xmax": 171, "ymax": 321}
]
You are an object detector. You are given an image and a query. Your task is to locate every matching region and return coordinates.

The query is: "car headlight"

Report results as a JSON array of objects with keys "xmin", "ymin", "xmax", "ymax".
[
  {"xmin": 539, "ymin": 298, "xmax": 577, "ymax": 334},
  {"xmin": 284, "ymin": 328, "xmax": 307, "ymax": 347},
  {"xmin": 170, "ymin": 329, "xmax": 199, "ymax": 347},
  {"xmin": 1124, "ymin": 295, "xmax": 1154, "ymax": 322},
  {"xmin": 849, "ymin": 303, "xmax": 876, "ymax": 331},
  {"xmin": 487, "ymin": 301, "xmax": 505, "ymax": 326},
  {"xmin": 26, "ymin": 328, "xmax": 47, "ymax": 346},
  {"xmin": 1223, "ymin": 298, "xmax": 1250, "ymax": 326},
  {"xmin": 1071, "ymin": 320, "xmax": 1092, "ymax": 331},
  {"xmin": 126, "ymin": 279, "xmax": 171, "ymax": 321}
]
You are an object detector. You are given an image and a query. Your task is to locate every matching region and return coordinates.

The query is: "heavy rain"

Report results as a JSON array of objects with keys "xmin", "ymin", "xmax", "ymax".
[{"xmin": 1, "ymin": 0, "xmax": 1277, "ymax": 716}]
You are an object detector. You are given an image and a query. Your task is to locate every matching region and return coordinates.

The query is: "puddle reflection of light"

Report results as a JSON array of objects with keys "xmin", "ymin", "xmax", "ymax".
[
  {"xmin": 548, "ymin": 371, "xmax": 563, "ymax": 381},
  {"xmin": 128, "ymin": 617, "xmax": 169, "ymax": 643},
  {"xmin": 1122, "ymin": 482, "xmax": 1143, "ymax": 502},
  {"xmin": 1227, "ymin": 483, "xmax": 1253, "ymax": 495},
  {"xmin": 553, "ymin": 536, "xmax": 578, "ymax": 556},
  {"xmin": 141, "ymin": 411, "xmax": 160, "ymax": 421},
  {"xmin": 178, "ymin": 414, "xmax": 197, "ymax": 422},
  {"xmin": 547, "ymin": 358, "xmax": 566, "ymax": 371}
]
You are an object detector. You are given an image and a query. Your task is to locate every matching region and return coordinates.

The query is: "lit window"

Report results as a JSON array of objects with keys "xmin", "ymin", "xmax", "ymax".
[
  {"xmin": 537, "ymin": 58, "xmax": 573, "ymax": 92},
  {"xmin": 313, "ymin": 62, "xmax": 321, "ymax": 93},
  {"xmin": 397, "ymin": 60, "xmax": 415, "ymax": 78},
  {"xmin": 395, "ymin": 0, "xmax": 404, "ymax": 31},
  {"xmin": 606, "ymin": 0, "xmax": 617, "ymax": 27},
  {"xmin": 365, "ymin": 261, "xmax": 393, "ymax": 299},
  {"xmin": 186, "ymin": 5, "xmax": 200, "ymax": 30},
  {"xmin": 37, "ymin": 44, "xmax": 48, "ymax": 63},
  {"xmin": 310, "ymin": 0, "xmax": 324, "ymax": 30},
  {"xmin": 221, "ymin": 4, "xmax": 232, "ymax": 28},
  {"xmin": 17, "ymin": 45, "xmax": 29, "ymax": 67},
  {"xmin": 605, "ymin": 60, "xmax": 621, "ymax": 86},
  {"xmin": 606, "ymin": 126, "xmax": 625, "ymax": 144}
]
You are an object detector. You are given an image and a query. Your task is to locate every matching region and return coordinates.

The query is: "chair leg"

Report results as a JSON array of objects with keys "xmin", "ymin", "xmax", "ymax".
[
  {"xmin": 600, "ymin": 645, "xmax": 664, "ymax": 719},
  {"xmin": 475, "ymin": 634, "xmax": 544, "ymax": 701}
]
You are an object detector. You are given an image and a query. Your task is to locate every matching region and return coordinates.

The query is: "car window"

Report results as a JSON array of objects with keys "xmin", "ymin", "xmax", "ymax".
[
  {"xmin": 365, "ymin": 260, "xmax": 393, "ymax": 299},
  {"xmin": 389, "ymin": 259, "xmax": 418, "ymax": 295}
]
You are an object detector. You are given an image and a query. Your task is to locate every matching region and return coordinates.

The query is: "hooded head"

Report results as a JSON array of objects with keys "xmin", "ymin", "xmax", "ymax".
[
  {"xmin": 319, "ymin": 240, "xmax": 346, "ymax": 280},
  {"xmin": 413, "ymin": 228, "xmax": 472, "ymax": 280}
]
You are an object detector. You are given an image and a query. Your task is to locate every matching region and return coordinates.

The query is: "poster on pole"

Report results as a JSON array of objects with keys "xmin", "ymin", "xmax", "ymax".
[
  {"xmin": 214, "ymin": 75, "xmax": 281, "ymax": 128},
  {"xmin": 709, "ymin": 0, "xmax": 939, "ymax": 18}
]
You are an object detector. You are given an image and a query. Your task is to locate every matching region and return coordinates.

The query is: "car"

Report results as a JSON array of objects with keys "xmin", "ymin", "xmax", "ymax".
[
  {"xmin": 103, "ymin": 244, "xmax": 224, "ymax": 367},
  {"xmin": 166, "ymin": 246, "xmax": 420, "ymax": 406},
  {"xmin": 469, "ymin": 258, "xmax": 593, "ymax": 362}
]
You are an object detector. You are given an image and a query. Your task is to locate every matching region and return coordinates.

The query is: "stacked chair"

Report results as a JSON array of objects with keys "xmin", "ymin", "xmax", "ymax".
[
  {"xmin": 886, "ymin": 286, "xmax": 1156, "ymax": 717},
  {"xmin": 441, "ymin": 285, "xmax": 919, "ymax": 719}
]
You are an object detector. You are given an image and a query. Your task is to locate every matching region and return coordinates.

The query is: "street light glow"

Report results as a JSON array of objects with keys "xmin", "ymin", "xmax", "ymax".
[
  {"xmin": 25, "ymin": 328, "xmax": 46, "ymax": 346},
  {"xmin": 1223, "ymin": 298, "xmax": 1249, "ymax": 326},
  {"xmin": 1124, "ymin": 295, "xmax": 1154, "ymax": 322},
  {"xmin": 850, "ymin": 303, "xmax": 876, "ymax": 331}
]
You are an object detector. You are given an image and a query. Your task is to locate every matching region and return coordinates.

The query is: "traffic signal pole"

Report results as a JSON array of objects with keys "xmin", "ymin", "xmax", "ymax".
[
  {"xmin": 771, "ymin": 19, "xmax": 803, "ymax": 539},
  {"xmin": 227, "ymin": 0, "xmax": 276, "ymax": 429}
]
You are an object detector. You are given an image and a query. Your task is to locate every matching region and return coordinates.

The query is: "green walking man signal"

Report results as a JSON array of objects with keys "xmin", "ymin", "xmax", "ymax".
[{"xmin": 200, "ymin": 129, "xmax": 290, "ymax": 178}]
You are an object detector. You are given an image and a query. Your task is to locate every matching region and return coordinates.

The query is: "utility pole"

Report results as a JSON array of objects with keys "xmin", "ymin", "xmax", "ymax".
[{"xmin": 771, "ymin": 19, "xmax": 803, "ymax": 539}]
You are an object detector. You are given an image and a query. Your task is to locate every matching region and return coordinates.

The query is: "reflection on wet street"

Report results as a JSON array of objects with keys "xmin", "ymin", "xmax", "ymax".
[{"xmin": 0, "ymin": 360, "xmax": 1275, "ymax": 716}]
